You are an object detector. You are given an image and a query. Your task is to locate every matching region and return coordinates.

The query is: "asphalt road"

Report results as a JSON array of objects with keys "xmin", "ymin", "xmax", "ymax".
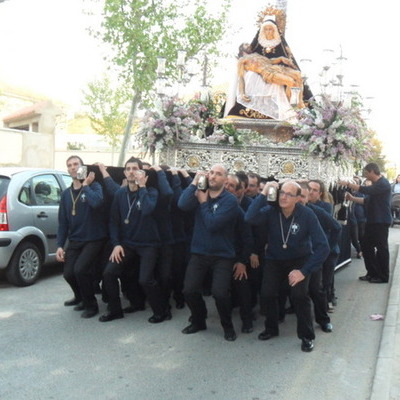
[{"xmin": 1, "ymin": 228, "xmax": 398, "ymax": 400}]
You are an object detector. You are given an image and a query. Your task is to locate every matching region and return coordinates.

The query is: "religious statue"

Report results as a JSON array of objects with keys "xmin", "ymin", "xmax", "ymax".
[{"xmin": 226, "ymin": 14, "xmax": 311, "ymax": 121}]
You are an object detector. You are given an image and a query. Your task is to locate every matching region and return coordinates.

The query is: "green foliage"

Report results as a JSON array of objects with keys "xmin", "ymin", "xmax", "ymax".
[
  {"xmin": 366, "ymin": 134, "xmax": 387, "ymax": 172},
  {"xmin": 82, "ymin": 75, "xmax": 130, "ymax": 147},
  {"xmin": 67, "ymin": 142, "xmax": 85, "ymax": 151},
  {"xmin": 97, "ymin": 0, "xmax": 232, "ymax": 107}
]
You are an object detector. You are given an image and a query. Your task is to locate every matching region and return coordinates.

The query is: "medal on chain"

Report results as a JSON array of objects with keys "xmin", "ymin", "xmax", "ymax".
[
  {"xmin": 69, "ymin": 187, "xmax": 83, "ymax": 216},
  {"xmin": 124, "ymin": 192, "xmax": 137, "ymax": 224},
  {"xmin": 279, "ymin": 212, "xmax": 295, "ymax": 249}
]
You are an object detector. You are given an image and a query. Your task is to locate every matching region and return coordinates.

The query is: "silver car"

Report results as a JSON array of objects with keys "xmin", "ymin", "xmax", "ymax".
[{"xmin": 0, "ymin": 168, "xmax": 72, "ymax": 286}]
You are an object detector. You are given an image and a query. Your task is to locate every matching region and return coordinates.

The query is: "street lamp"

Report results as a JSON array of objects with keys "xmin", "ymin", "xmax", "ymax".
[{"xmin": 155, "ymin": 51, "xmax": 202, "ymax": 98}]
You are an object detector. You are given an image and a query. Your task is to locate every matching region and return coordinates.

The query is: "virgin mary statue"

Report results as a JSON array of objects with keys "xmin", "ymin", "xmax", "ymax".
[{"xmin": 225, "ymin": 19, "xmax": 312, "ymax": 122}]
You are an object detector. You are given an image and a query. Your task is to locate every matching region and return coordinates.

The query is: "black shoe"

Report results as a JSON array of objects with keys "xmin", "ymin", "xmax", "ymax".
[
  {"xmin": 301, "ymin": 338, "xmax": 314, "ymax": 352},
  {"xmin": 123, "ymin": 305, "xmax": 145, "ymax": 313},
  {"xmin": 241, "ymin": 322, "xmax": 253, "ymax": 334},
  {"xmin": 320, "ymin": 322, "xmax": 333, "ymax": 333},
  {"xmin": 99, "ymin": 312, "xmax": 124, "ymax": 322},
  {"xmin": 359, "ymin": 274, "xmax": 371, "ymax": 281},
  {"xmin": 369, "ymin": 277, "xmax": 388, "ymax": 284},
  {"xmin": 64, "ymin": 298, "xmax": 81, "ymax": 306},
  {"xmin": 182, "ymin": 323, "xmax": 207, "ymax": 334},
  {"xmin": 148, "ymin": 311, "xmax": 172, "ymax": 324},
  {"xmin": 73, "ymin": 303, "xmax": 84, "ymax": 311},
  {"xmin": 81, "ymin": 307, "xmax": 99, "ymax": 319},
  {"xmin": 258, "ymin": 330, "xmax": 278, "ymax": 341},
  {"xmin": 224, "ymin": 328, "xmax": 237, "ymax": 341}
]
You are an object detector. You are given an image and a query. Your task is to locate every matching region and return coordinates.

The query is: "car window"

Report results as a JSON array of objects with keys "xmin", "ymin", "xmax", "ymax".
[
  {"xmin": 61, "ymin": 174, "xmax": 73, "ymax": 188},
  {"xmin": 31, "ymin": 175, "xmax": 64, "ymax": 206},
  {"xmin": 19, "ymin": 181, "xmax": 33, "ymax": 205}
]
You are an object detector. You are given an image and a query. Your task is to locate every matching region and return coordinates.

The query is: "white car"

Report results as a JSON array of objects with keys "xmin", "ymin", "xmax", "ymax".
[{"xmin": 0, "ymin": 168, "xmax": 72, "ymax": 286}]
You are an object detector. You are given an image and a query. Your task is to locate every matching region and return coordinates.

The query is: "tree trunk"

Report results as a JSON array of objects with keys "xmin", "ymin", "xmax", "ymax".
[{"xmin": 118, "ymin": 92, "xmax": 141, "ymax": 166}]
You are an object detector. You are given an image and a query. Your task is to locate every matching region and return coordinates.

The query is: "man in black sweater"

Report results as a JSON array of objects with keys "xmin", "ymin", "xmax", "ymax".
[{"xmin": 340, "ymin": 163, "xmax": 392, "ymax": 283}]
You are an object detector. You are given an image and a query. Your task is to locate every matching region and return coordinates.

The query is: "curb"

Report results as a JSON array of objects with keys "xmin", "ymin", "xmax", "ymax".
[{"xmin": 370, "ymin": 243, "xmax": 400, "ymax": 400}]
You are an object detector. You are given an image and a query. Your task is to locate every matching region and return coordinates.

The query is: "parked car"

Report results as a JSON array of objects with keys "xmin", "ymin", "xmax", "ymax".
[{"xmin": 0, "ymin": 168, "xmax": 72, "ymax": 286}]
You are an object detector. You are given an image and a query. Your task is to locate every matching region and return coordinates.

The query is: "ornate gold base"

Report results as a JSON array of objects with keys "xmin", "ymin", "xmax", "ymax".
[{"xmin": 220, "ymin": 118, "xmax": 294, "ymax": 143}]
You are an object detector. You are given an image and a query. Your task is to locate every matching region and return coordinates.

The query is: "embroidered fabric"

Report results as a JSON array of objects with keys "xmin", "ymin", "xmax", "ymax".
[{"xmin": 237, "ymin": 71, "xmax": 296, "ymax": 121}]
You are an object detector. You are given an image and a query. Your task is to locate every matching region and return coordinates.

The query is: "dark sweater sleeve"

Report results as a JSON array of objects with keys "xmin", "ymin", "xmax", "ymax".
[
  {"xmin": 171, "ymin": 174, "xmax": 183, "ymax": 204},
  {"xmin": 156, "ymin": 170, "xmax": 173, "ymax": 198},
  {"xmin": 137, "ymin": 187, "xmax": 158, "ymax": 216},
  {"xmin": 178, "ymin": 184, "xmax": 198, "ymax": 212},
  {"xmin": 300, "ymin": 213, "xmax": 330, "ymax": 276},
  {"xmin": 359, "ymin": 178, "xmax": 390, "ymax": 195},
  {"xmin": 82, "ymin": 182, "xmax": 104, "ymax": 208},
  {"xmin": 244, "ymin": 194, "xmax": 270, "ymax": 225},
  {"xmin": 103, "ymin": 176, "xmax": 121, "ymax": 196},
  {"xmin": 308, "ymin": 203, "xmax": 342, "ymax": 252}
]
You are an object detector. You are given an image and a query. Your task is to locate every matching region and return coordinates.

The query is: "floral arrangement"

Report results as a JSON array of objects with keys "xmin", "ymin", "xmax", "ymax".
[
  {"xmin": 292, "ymin": 95, "xmax": 372, "ymax": 166},
  {"xmin": 136, "ymin": 96, "xmax": 203, "ymax": 154},
  {"xmin": 136, "ymin": 91, "xmax": 264, "ymax": 153}
]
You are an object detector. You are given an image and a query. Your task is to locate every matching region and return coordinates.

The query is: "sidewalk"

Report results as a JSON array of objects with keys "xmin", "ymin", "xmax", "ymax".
[{"xmin": 371, "ymin": 228, "xmax": 400, "ymax": 400}]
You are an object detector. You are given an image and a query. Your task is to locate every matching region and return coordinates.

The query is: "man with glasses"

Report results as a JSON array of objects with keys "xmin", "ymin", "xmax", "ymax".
[{"xmin": 245, "ymin": 180, "xmax": 329, "ymax": 352}]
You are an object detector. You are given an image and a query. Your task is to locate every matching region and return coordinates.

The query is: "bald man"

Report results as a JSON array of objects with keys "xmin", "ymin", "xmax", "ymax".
[
  {"xmin": 178, "ymin": 164, "xmax": 241, "ymax": 341},
  {"xmin": 245, "ymin": 181, "xmax": 329, "ymax": 352}
]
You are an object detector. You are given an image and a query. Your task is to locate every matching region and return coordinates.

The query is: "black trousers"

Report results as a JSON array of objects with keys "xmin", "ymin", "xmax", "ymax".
[
  {"xmin": 155, "ymin": 244, "xmax": 173, "ymax": 305},
  {"xmin": 170, "ymin": 241, "xmax": 189, "ymax": 303},
  {"xmin": 361, "ymin": 223, "xmax": 390, "ymax": 281},
  {"xmin": 103, "ymin": 246, "xmax": 166, "ymax": 315},
  {"xmin": 262, "ymin": 258, "xmax": 315, "ymax": 340},
  {"xmin": 349, "ymin": 222, "xmax": 362, "ymax": 254},
  {"xmin": 231, "ymin": 263, "xmax": 260, "ymax": 323},
  {"xmin": 322, "ymin": 252, "xmax": 339, "ymax": 303},
  {"xmin": 308, "ymin": 268, "xmax": 330, "ymax": 326},
  {"xmin": 183, "ymin": 254, "xmax": 234, "ymax": 330},
  {"xmin": 63, "ymin": 239, "xmax": 106, "ymax": 309}
]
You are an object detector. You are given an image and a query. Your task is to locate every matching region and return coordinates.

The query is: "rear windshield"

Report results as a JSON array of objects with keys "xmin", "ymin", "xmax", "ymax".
[{"xmin": 0, "ymin": 177, "xmax": 10, "ymax": 198}]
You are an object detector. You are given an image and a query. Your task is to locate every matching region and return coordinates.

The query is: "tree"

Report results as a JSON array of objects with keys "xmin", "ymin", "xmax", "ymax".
[
  {"xmin": 367, "ymin": 133, "xmax": 387, "ymax": 173},
  {"xmin": 82, "ymin": 75, "xmax": 130, "ymax": 164},
  {"xmin": 93, "ymin": 0, "xmax": 232, "ymax": 165}
]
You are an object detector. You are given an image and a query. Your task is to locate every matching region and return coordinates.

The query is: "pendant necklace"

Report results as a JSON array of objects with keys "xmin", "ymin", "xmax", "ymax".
[
  {"xmin": 124, "ymin": 192, "xmax": 136, "ymax": 224},
  {"xmin": 279, "ymin": 212, "xmax": 295, "ymax": 249},
  {"xmin": 69, "ymin": 187, "xmax": 83, "ymax": 216}
]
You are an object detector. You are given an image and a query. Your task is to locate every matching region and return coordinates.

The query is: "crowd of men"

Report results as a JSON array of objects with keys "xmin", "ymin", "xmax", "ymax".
[{"xmin": 56, "ymin": 155, "xmax": 392, "ymax": 352}]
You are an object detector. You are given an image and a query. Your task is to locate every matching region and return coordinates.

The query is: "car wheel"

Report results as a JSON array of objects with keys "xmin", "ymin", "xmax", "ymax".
[{"xmin": 6, "ymin": 242, "xmax": 42, "ymax": 286}]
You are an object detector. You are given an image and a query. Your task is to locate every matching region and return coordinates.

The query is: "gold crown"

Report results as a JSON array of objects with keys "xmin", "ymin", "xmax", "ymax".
[{"xmin": 257, "ymin": 5, "xmax": 287, "ymax": 35}]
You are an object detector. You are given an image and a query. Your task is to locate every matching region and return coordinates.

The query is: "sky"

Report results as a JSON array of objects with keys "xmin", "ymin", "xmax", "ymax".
[{"xmin": 0, "ymin": 0, "xmax": 399, "ymax": 164}]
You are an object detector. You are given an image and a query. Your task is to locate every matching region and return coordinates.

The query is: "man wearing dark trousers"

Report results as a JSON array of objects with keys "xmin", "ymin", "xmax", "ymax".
[
  {"xmin": 245, "ymin": 180, "xmax": 329, "ymax": 352},
  {"xmin": 178, "ymin": 164, "xmax": 240, "ymax": 341},
  {"xmin": 340, "ymin": 163, "xmax": 392, "ymax": 283},
  {"xmin": 225, "ymin": 173, "xmax": 255, "ymax": 333},
  {"xmin": 56, "ymin": 155, "xmax": 107, "ymax": 319},
  {"xmin": 99, "ymin": 157, "xmax": 169, "ymax": 323},
  {"xmin": 298, "ymin": 183, "xmax": 341, "ymax": 333}
]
